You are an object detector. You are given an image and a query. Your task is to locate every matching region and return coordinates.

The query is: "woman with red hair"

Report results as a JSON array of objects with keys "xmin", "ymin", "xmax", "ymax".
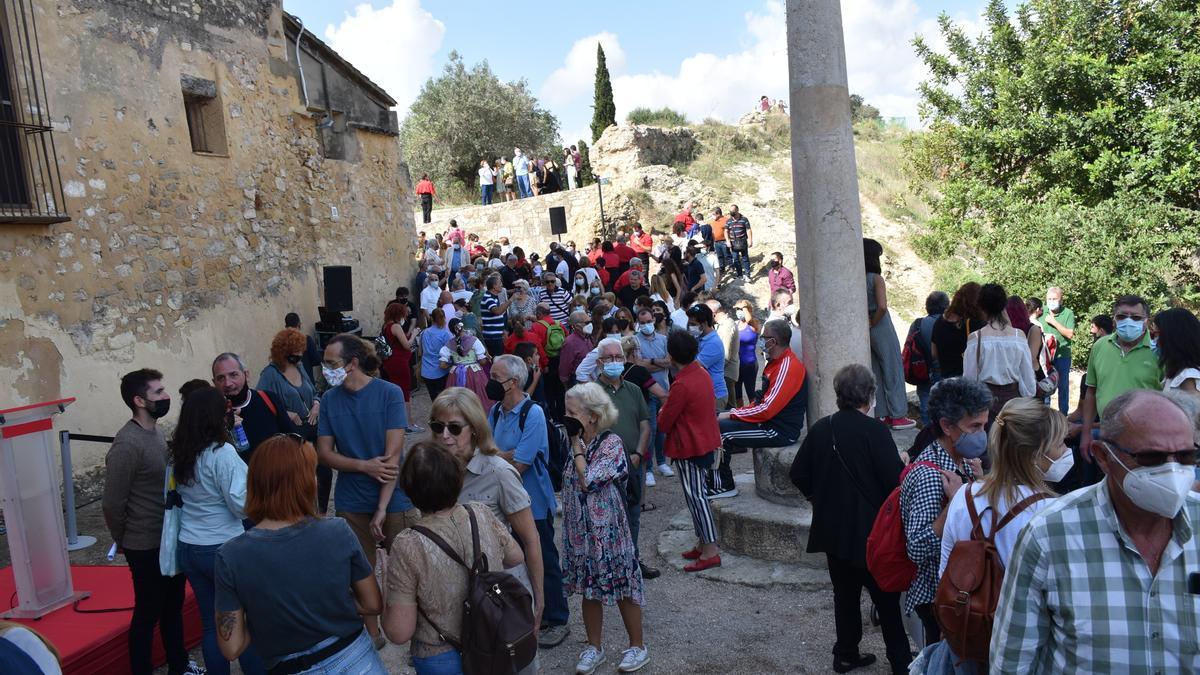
[
  {"xmin": 381, "ymin": 302, "xmax": 419, "ymax": 432},
  {"xmin": 214, "ymin": 434, "xmax": 386, "ymax": 674},
  {"xmin": 1006, "ymin": 294, "xmax": 1046, "ymax": 382},
  {"xmin": 257, "ymin": 328, "xmax": 330, "ymax": 511}
]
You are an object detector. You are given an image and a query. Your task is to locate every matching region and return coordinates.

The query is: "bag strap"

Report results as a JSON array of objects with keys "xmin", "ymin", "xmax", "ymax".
[
  {"xmin": 994, "ymin": 492, "xmax": 1050, "ymax": 533},
  {"xmin": 964, "ymin": 482, "xmax": 992, "ymax": 542},
  {"xmin": 257, "ymin": 389, "xmax": 278, "ymax": 417},
  {"xmin": 410, "ymin": 524, "xmax": 469, "ymax": 569},
  {"xmin": 828, "ymin": 420, "xmax": 881, "ymax": 511}
]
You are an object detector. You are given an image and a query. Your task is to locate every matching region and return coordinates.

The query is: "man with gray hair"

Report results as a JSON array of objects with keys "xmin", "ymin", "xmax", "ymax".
[
  {"xmin": 613, "ymin": 256, "xmax": 645, "ymax": 293},
  {"xmin": 992, "ymin": 389, "xmax": 1200, "ymax": 672},
  {"xmin": 487, "ymin": 354, "xmax": 571, "ymax": 646},
  {"xmin": 594, "ymin": 338, "xmax": 658, "ymax": 579},
  {"xmin": 211, "ymin": 352, "xmax": 293, "ymax": 461},
  {"xmin": 1039, "ymin": 285, "xmax": 1077, "ymax": 415},
  {"xmin": 617, "ymin": 267, "xmax": 651, "ymax": 311}
]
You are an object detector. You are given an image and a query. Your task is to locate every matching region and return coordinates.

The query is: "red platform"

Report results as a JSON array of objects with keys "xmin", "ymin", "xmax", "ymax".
[{"xmin": 1, "ymin": 565, "xmax": 202, "ymax": 675}]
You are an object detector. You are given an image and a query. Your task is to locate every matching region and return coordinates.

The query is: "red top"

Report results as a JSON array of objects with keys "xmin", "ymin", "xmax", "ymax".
[
  {"xmin": 504, "ymin": 331, "xmax": 547, "ymax": 368},
  {"xmin": 657, "ymin": 361, "xmax": 721, "ymax": 459},
  {"xmin": 468, "ymin": 243, "xmax": 487, "ymax": 259},
  {"xmin": 730, "ymin": 350, "xmax": 807, "ymax": 423},
  {"xmin": 613, "ymin": 243, "xmax": 637, "ymax": 264},
  {"xmin": 629, "ymin": 231, "xmax": 653, "ymax": 254},
  {"xmin": 526, "ymin": 319, "xmax": 557, "ymax": 369},
  {"xmin": 587, "ymin": 248, "xmax": 605, "ymax": 265},
  {"xmin": 601, "ymin": 251, "xmax": 621, "ymax": 271},
  {"xmin": 674, "ymin": 210, "xmax": 695, "ymax": 227},
  {"xmin": 415, "ymin": 179, "xmax": 436, "ymax": 195}
]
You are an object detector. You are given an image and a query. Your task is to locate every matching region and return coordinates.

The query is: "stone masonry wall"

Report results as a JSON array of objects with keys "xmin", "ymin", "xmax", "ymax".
[
  {"xmin": 418, "ymin": 186, "xmax": 605, "ymax": 252},
  {"xmin": 0, "ymin": 0, "xmax": 416, "ymax": 472}
]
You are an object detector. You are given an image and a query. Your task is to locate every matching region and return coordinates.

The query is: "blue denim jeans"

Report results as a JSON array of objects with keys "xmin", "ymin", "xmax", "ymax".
[
  {"xmin": 647, "ymin": 396, "xmax": 665, "ymax": 466},
  {"xmin": 178, "ymin": 542, "xmax": 267, "ymax": 675},
  {"xmin": 916, "ymin": 372, "xmax": 941, "ymax": 426},
  {"xmin": 1053, "ymin": 355, "xmax": 1071, "ymax": 414},
  {"xmin": 286, "ymin": 631, "xmax": 387, "ymax": 675},
  {"xmin": 516, "ymin": 174, "xmax": 532, "ymax": 198},
  {"xmin": 714, "ymin": 241, "xmax": 730, "ymax": 274},
  {"xmin": 534, "ymin": 517, "xmax": 569, "ymax": 626},
  {"xmin": 481, "ymin": 184, "xmax": 494, "ymax": 205},
  {"xmin": 413, "ymin": 649, "xmax": 463, "ymax": 675},
  {"xmin": 729, "ymin": 247, "xmax": 750, "ymax": 278}
]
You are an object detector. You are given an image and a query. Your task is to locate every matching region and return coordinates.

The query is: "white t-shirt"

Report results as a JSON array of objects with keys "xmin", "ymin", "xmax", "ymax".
[
  {"xmin": 478, "ymin": 167, "xmax": 494, "ymax": 186},
  {"xmin": 419, "ymin": 285, "xmax": 441, "ymax": 313},
  {"xmin": 1165, "ymin": 367, "xmax": 1200, "ymax": 392},
  {"xmin": 939, "ymin": 483, "xmax": 1052, "ymax": 578},
  {"xmin": 451, "ymin": 289, "xmax": 473, "ymax": 304}
]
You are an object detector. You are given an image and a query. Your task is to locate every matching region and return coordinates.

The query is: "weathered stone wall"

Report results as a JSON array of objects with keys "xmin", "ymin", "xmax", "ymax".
[
  {"xmin": 590, "ymin": 125, "xmax": 699, "ymax": 178},
  {"xmin": 418, "ymin": 187, "xmax": 604, "ymax": 252},
  {"xmin": 0, "ymin": 0, "xmax": 416, "ymax": 472}
]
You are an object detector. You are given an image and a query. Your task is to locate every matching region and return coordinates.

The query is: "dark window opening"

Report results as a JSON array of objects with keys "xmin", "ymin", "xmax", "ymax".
[{"xmin": 182, "ymin": 89, "xmax": 227, "ymax": 155}]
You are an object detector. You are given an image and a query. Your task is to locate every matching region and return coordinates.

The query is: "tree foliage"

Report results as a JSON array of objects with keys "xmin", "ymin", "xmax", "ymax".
[
  {"xmin": 576, "ymin": 140, "xmax": 593, "ymax": 186},
  {"xmin": 908, "ymin": 0, "xmax": 1200, "ymax": 358},
  {"xmin": 401, "ymin": 52, "xmax": 559, "ymax": 189},
  {"xmin": 626, "ymin": 106, "xmax": 689, "ymax": 127},
  {"xmin": 850, "ymin": 95, "xmax": 881, "ymax": 124},
  {"xmin": 591, "ymin": 44, "xmax": 617, "ymax": 143}
]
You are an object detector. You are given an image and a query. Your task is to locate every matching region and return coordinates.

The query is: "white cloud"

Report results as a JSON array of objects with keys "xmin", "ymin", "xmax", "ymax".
[
  {"xmin": 320, "ymin": 1, "xmax": 445, "ymax": 112},
  {"xmin": 544, "ymin": 0, "xmax": 984, "ymax": 133}
]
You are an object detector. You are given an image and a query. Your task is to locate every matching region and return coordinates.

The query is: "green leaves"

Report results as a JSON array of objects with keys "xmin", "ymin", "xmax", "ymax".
[{"xmin": 592, "ymin": 44, "xmax": 617, "ymax": 143}]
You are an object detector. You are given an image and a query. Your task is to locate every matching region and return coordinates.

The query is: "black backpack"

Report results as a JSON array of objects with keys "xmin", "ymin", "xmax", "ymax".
[
  {"xmin": 411, "ymin": 506, "xmax": 537, "ymax": 675},
  {"xmin": 489, "ymin": 399, "xmax": 568, "ymax": 492}
]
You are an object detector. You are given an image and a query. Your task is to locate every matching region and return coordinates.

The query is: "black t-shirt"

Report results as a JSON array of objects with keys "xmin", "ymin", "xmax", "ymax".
[
  {"xmin": 617, "ymin": 284, "xmax": 650, "ymax": 312},
  {"xmin": 622, "ymin": 364, "xmax": 656, "ymax": 403},
  {"xmin": 231, "ymin": 389, "xmax": 295, "ymax": 462},
  {"xmin": 499, "ymin": 265, "xmax": 517, "ymax": 290},
  {"xmin": 930, "ymin": 317, "xmax": 981, "ymax": 378},
  {"xmin": 685, "ymin": 258, "xmax": 705, "ymax": 290}
]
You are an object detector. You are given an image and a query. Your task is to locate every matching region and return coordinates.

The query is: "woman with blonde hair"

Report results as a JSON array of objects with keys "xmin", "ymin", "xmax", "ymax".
[
  {"xmin": 561, "ymin": 383, "xmax": 647, "ymax": 674},
  {"xmin": 427, "ymin": 388, "xmax": 545, "ymax": 630}
]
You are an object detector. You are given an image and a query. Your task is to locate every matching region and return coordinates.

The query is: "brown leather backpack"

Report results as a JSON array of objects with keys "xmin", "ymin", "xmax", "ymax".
[
  {"xmin": 411, "ymin": 505, "xmax": 537, "ymax": 675},
  {"xmin": 934, "ymin": 484, "xmax": 1048, "ymax": 663}
]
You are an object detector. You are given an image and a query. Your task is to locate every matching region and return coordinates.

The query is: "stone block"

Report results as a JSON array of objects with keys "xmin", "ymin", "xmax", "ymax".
[
  {"xmin": 752, "ymin": 442, "xmax": 803, "ymax": 506},
  {"xmin": 709, "ymin": 474, "xmax": 824, "ymax": 568}
]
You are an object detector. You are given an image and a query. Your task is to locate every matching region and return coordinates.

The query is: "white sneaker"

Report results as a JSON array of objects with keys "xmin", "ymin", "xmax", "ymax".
[
  {"xmin": 576, "ymin": 645, "xmax": 606, "ymax": 674},
  {"xmin": 644, "ymin": 471, "xmax": 656, "ymax": 487},
  {"xmin": 618, "ymin": 646, "xmax": 650, "ymax": 672},
  {"xmin": 658, "ymin": 463, "xmax": 675, "ymax": 477}
]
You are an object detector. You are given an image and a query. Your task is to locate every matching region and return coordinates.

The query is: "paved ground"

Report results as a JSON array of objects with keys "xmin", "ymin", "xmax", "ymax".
[{"xmin": 0, "ymin": 384, "xmax": 920, "ymax": 674}]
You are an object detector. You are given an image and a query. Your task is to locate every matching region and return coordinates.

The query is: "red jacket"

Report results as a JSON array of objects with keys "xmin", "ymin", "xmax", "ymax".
[
  {"xmin": 526, "ymin": 319, "xmax": 557, "ymax": 369},
  {"xmin": 658, "ymin": 361, "xmax": 721, "ymax": 459},
  {"xmin": 730, "ymin": 349, "xmax": 807, "ymax": 440},
  {"xmin": 614, "ymin": 243, "xmax": 637, "ymax": 264},
  {"xmin": 630, "ymin": 231, "xmax": 653, "ymax": 254}
]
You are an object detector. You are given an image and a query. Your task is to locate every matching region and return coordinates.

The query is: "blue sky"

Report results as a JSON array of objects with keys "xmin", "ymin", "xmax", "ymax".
[{"xmin": 284, "ymin": 0, "xmax": 999, "ymax": 142}]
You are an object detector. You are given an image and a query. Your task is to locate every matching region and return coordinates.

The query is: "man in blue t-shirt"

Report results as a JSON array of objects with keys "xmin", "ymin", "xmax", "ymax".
[
  {"xmin": 687, "ymin": 304, "xmax": 729, "ymax": 408},
  {"xmin": 488, "ymin": 355, "xmax": 571, "ymax": 648},
  {"xmin": 418, "ymin": 308, "xmax": 453, "ymax": 402},
  {"xmin": 316, "ymin": 334, "xmax": 410, "ymax": 646}
]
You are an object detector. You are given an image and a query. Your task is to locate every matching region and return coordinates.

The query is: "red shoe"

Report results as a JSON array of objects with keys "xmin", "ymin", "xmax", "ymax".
[
  {"xmin": 887, "ymin": 416, "xmax": 917, "ymax": 430},
  {"xmin": 683, "ymin": 555, "xmax": 722, "ymax": 572},
  {"xmin": 681, "ymin": 547, "xmax": 702, "ymax": 560}
]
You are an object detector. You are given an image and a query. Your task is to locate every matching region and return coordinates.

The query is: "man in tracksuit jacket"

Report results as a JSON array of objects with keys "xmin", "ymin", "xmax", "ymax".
[{"xmin": 707, "ymin": 319, "xmax": 807, "ymax": 498}]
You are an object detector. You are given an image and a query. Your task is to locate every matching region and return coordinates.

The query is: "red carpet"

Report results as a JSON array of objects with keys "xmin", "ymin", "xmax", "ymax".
[{"xmin": 1, "ymin": 565, "xmax": 202, "ymax": 675}]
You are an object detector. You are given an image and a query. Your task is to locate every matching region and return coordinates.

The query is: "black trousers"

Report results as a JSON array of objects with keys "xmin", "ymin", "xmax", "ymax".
[
  {"xmin": 420, "ymin": 193, "xmax": 433, "ymax": 223},
  {"xmin": 317, "ymin": 464, "xmax": 333, "ymax": 514},
  {"xmin": 915, "ymin": 602, "xmax": 942, "ymax": 646},
  {"xmin": 422, "ymin": 375, "xmax": 447, "ymax": 404},
  {"xmin": 125, "ymin": 547, "xmax": 188, "ymax": 675},
  {"xmin": 543, "ymin": 355, "xmax": 565, "ymax": 421},
  {"xmin": 826, "ymin": 553, "xmax": 912, "ymax": 674}
]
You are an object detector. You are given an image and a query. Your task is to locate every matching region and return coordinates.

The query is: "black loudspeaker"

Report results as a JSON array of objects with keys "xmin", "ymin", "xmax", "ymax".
[
  {"xmin": 323, "ymin": 265, "xmax": 353, "ymax": 312},
  {"xmin": 549, "ymin": 206, "xmax": 567, "ymax": 235}
]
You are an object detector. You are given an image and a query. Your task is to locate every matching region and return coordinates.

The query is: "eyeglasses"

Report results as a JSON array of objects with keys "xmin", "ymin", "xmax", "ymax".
[
  {"xmin": 275, "ymin": 432, "xmax": 305, "ymax": 446},
  {"xmin": 1114, "ymin": 313, "xmax": 1146, "ymax": 322},
  {"xmin": 1103, "ymin": 440, "xmax": 1198, "ymax": 467},
  {"xmin": 598, "ymin": 354, "xmax": 625, "ymax": 364},
  {"xmin": 429, "ymin": 421, "xmax": 469, "ymax": 436}
]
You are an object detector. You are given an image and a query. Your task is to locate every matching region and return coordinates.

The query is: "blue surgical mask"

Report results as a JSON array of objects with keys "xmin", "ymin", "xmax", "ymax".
[
  {"xmin": 638, "ymin": 322, "xmax": 655, "ymax": 336},
  {"xmin": 954, "ymin": 427, "xmax": 988, "ymax": 459},
  {"xmin": 602, "ymin": 362, "xmax": 625, "ymax": 378},
  {"xmin": 736, "ymin": 309, "xmax": 748, "ymax": 321},
  {"xmin": 1149, "ymin": 337, "xmax": 1159, "ymax": 354},
  {"xmin": 1115, "ymin": 317, "xmax": 1145, "ymax": 343}
]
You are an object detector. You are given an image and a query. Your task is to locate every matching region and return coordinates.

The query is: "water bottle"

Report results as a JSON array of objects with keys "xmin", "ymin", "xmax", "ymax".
[{"xmin": 233, "ymin": 421, "xmax": 250, "ymax": 452}]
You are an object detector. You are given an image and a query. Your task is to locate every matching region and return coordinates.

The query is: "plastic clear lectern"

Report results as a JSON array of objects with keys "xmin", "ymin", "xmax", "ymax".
[{"xmin": 0, "ymin": 398, "xmax": 88, "ymax": 618}]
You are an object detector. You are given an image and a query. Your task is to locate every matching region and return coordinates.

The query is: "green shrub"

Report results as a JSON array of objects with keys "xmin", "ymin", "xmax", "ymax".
[{"xmin": 626, "ymin": 107, "xmax": 689, "ymax": 127}]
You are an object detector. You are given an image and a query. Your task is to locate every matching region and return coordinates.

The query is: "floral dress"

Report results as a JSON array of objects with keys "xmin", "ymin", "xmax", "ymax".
[
  {"xmin": 439, "ymin": 333, "xmax": 494, "ymax": 409},
  {"xmin": 561, "ymin": 431, "xmax": 644, "ymax": 606}
]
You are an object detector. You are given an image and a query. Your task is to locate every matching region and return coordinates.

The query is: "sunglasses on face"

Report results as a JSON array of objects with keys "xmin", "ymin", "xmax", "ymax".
[
  {"xmin": 1104, "ymin": 440, "xmax": 1198, "ymax": 467},
  {"xmin": 429, "ymin": 421, "xmax": 468, "ymax": 436}
]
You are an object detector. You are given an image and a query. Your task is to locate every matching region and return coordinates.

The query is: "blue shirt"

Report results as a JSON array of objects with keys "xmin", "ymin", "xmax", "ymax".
[
  {"xmin": 317, "ymin": 378, "xmax": 411, "ymax": 513},
  {"xmin": 635, "ymin": 331, "xmax": 670, "ymax": 390},
  {"xmin": 697, "ymin": 330, "xmax": 728, "ymax": 399},
  {"xmin": 490, "ymin": 396, "xmax": 556, "ymax": 520},
  {"xmin": 419, "ymin": 326, "xmax": 452, "ymax": 379}
]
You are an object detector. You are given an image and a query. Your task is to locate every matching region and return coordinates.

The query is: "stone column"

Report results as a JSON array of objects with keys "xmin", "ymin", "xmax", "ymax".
[{"xmin": 785, "ymin": 0, "xmax": 871, "ymax": 421}]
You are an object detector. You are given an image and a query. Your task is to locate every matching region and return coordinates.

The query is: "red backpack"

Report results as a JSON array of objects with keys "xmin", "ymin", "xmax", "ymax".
[
  {"xmin": 902, "ymin": 327, "xmax": 930, "ymax": 385},
  {"xmin": 866, "ymin": 461, "xmax": 940, "ymax": 592}
]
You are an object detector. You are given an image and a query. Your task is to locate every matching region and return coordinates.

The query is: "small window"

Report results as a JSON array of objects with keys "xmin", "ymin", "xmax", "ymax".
[
  {"xmin": 180, "ymin": 75, "xmax": 227, "ymax": 155},
  {"xmin": 317, "ymin": 111, "xmax": 347, "ymax": 160}
]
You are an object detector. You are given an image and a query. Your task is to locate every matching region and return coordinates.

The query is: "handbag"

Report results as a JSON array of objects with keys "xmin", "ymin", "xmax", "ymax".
[{"xmin": 158, "ymin": 466, "xmax": 183, "ymax": 576}]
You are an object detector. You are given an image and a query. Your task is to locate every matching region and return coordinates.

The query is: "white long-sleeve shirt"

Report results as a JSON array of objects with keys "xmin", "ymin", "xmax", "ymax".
[{"xmin": 962, "ymin": 327, "xmax": 1036, "ymax": 397}]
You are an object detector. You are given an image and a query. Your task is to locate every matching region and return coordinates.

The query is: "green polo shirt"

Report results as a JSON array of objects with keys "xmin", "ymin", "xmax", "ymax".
[
  {"xmin": 598, "ymin": 377, "xmax": 648, "ymax": 458},
  {"xmin": 1039, "ymin": 307, "xmax": 1076, "ymax": 361},
  {"xmin": 1084, "ymin": 332, "xmax": 1162, "ymax": 417}
]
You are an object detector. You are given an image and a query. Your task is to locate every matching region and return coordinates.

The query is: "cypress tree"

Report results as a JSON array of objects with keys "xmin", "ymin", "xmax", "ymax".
[
  {"xmin": 590, "ymin": 43, "xmax": 616, "ymax": 143},
  {"xmin": 577, "ymin": 140, "xmax": 592, "ymax": 185}
]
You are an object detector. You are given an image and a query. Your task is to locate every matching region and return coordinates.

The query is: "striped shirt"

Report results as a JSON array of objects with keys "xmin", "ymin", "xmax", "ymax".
[
  {"xmin": 535, "ymin": 286, "xmax": 573, "ymax": 324},
  {"xmin": 990, "ymin": 483, "xmax": 1200, "ymax": 674},
  {"xmin": 480, "ymin": 292, "xmax": 506, "ymax": 339}
]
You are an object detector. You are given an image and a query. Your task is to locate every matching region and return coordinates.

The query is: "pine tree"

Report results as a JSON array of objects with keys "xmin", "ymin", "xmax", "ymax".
[
  {"xmin": 576, "ymin": 140, "xmax": 592, "ymax": 185},
  {"xmin": 590, "ymin": 43, "xmax": 616, "ymax": 143}
]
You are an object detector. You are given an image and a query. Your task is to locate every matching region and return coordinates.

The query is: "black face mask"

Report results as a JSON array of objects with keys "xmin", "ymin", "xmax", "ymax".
[
  {"xmin": 562, "ymin": 415, "xmax": 583, "ymax": 438},
  {"xmin": 286, "ymin": 354, "xmax": 303, "ymax": 364},
  {"xmin": 146, "ymin": 398, "xmax": 171, "ymax": 419},
  {"xmin": 616, "ymin": 318, "xmax": 631, "ymax": 331},
  {"xmin": 226, "ymin": 385, "xmax": 249, "ymax": 405},
  {"xmin": 484, "ymin": 379, "xmax": 507, "ymax": 402}
]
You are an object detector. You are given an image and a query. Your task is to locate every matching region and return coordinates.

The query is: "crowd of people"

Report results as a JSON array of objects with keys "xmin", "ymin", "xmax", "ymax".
[
  {"xmin": 91, "ymin": 209, "xmax": 1200, "ymax": 675},
  {"xmin": 413, "ymin": 146, "xmax": 586, "ymax": 219}
]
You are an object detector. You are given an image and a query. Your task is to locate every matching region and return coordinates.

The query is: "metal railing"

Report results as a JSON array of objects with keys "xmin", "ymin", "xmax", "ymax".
[{"xmin": 58, "ymin": 431, "xmax": 108, "ymax": 551}]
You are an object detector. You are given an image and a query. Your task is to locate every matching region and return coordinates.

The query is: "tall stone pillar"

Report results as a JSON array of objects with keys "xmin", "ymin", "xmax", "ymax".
[{"xmin": 785, "ymin": 0, "xmax": 871, "ymax": 421}]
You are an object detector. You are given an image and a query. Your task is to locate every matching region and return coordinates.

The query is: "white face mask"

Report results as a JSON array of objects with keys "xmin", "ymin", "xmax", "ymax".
[
  {"xmin": 1047, "ymin": 299, "xmax": 1061, "ymax": 312},
  {"xmin": 323, "ymin": 366, "xmax": 347, "ymax": 388},
  {"xmin": 580, "ymin": 323, "xmax": 593, "ymax": 335},
  {"xmin": 1041, "ymin": 450, "xmax": 1075, "ymax": 483},
  {"xmin": 1105, "ymin": 444, "xmax": 1194, "ymax": 518}
]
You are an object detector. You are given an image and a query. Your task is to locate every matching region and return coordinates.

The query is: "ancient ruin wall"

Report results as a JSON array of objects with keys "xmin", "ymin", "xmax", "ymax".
[{"xmin": 0, "ymin": 0, "xmax": 416, "ymax": 470}]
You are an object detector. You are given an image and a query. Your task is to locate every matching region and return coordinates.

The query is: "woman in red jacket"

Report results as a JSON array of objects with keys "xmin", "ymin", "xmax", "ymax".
[{"xmin": 657, "ymin": 330, "xmax": 723, "ymax": 571}]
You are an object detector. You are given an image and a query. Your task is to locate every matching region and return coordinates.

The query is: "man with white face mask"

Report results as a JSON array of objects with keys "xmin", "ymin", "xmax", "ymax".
[
  {"xmin": 1038, "ymin": 286, "xmax": 1076, "ymax": 415},
  {"xmin": 992, "ymin": 389, "xmax": 1200, "ymax": 672}
]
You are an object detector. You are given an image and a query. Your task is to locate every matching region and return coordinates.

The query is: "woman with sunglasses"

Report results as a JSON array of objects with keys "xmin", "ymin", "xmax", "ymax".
[
  {"xmin": 214, "ymin": 434, "xmax": 386, "ymax": 674},
  {"xmin": 170, "ymin": 386, "xmax": 266, "ymax": 675},
  {"xmin": 427, "ymin": 388, "xmax": 545, "ymax": 637}
]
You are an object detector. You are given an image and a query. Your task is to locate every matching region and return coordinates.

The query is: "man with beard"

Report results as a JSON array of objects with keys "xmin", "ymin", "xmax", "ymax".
[{"xmin": 211, "ymin": 352, "xmax": 294, "ymax": 462}]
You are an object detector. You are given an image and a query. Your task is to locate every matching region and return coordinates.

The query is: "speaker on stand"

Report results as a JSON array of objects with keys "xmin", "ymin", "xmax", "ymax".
[
  {"xmin": 549, "ymin": 206, "xmax": 567, "ymax": 242},
  {"xmin": 316, "ymin": 265, "xmax": 359, "ymax": 346}
]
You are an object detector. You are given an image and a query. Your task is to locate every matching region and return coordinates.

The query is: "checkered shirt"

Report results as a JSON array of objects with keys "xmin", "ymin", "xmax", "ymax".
[
  {"xmin": 899, "ymin": 439, "xmax": 975, "ymax": 613},
  {"xmin": 990, "ymin": 484, "xmax": 1200, "ymax": 674}
]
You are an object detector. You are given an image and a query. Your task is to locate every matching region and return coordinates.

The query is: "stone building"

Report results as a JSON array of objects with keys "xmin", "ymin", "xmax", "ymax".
[{"xmin": 0, "ymin": 0, "xmax": 416, "ymax": 471}]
